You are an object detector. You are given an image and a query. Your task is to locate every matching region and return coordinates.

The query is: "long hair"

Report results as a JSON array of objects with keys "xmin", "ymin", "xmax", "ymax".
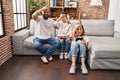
[{"xmin": 70, "ymin": 23, "xmax": 85, "ymax": 40}]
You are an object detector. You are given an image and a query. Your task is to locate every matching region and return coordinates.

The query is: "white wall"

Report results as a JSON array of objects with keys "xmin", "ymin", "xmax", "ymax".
[{"xmin": 108, "ymin": 0, "xmax": 120, "ymax": 32}]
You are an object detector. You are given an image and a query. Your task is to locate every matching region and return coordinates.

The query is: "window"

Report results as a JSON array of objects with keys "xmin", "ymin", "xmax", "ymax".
[
  {"xmin": 13, "ymin": 0, "xmax": 27, "ymax": 31},
  {"xmin": 0, "ymin": 0, "xmax": 4, "ymax": 37}
]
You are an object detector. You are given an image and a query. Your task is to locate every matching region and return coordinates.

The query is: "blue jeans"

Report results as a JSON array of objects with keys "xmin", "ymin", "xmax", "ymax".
[
  {"xmin": 33, "ymin": 37, "xmax": 60, "ymax": 58},
  {"xmin": 68, "ymin": 42, "xmax": 87, "ymax": 62},
  {"xmin": 59, "ymin": 38, "xmax": 70, "ymax": 52}
]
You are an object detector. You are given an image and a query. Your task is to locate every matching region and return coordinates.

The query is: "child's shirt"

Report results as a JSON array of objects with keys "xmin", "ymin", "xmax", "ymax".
[
  {"xmin": 71, "ymin": 36, "xmax": 89, "ymax": 44},
  {"xmin": 55, "ymin": 21, "xmax": 72, "ymax": 36}
]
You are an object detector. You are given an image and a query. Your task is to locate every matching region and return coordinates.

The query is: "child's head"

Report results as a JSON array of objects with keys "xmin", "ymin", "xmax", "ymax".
[
  {"xmin": 74, "ymin": 23, "xmax": 85, "ymax": 36},
  {"xmin": 59, "ymin": 12, "xmax": 67, "ymax": 22}
]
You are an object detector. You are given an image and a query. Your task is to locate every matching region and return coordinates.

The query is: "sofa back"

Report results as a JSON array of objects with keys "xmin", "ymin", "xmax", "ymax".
[
  {"xmin": 30, "ymin": 19, "xmax": 114, "ymax": 37},
  {"xmin": 29, "ymin": 19, "xmax": 81, "ymax": 36},
  {"xmin": 81, "ymin": 19, "xmax": 114, "ymax": 36},
  {"xmin": 30, "ymin": 19, "xmax": 36, "ymax": 36}
]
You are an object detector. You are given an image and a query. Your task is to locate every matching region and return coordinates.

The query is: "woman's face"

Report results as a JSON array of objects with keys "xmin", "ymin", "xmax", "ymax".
[{"xmin": 75, "ymin": 25, "xmax": 83, "ymax": 36}]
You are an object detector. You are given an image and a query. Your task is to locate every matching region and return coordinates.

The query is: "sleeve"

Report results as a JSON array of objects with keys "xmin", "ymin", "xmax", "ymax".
[
  {"xmin": 67, "ymin": 24, "xmax": 73, "ymax": 35},
  {"xmin": 36, "ymin": 16, "xmax": 41, "ymax": 22},
  {"xmin": 83, "ymin": 36, "xmax": 89, "ymax": 42},
  {"xmin": 53, "ymin": 21, "xmax": 60, "ymax": 28}
]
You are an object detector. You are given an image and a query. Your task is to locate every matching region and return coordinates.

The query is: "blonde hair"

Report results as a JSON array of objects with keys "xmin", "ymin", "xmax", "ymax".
[{"xmin": 70, "ymin": 23, "xmax": 85, "ymax": 40}]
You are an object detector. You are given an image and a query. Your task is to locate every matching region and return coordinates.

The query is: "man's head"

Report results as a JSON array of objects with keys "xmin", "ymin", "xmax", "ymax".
[{"xmin": 42, "ymin": 7, "xmax": 50, "ymax": 20}]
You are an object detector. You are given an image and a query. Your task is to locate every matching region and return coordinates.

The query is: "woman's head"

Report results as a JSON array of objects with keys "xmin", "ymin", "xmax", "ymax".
[{"xmin": 74, "ymin": 23, "xmax": 85, "ymax": 36}]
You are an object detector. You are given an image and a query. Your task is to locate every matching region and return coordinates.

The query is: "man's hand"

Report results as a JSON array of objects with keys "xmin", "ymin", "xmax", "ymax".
[{"xmin": 32, "ymin": 6, "xmax": 49, "ymax": 20}]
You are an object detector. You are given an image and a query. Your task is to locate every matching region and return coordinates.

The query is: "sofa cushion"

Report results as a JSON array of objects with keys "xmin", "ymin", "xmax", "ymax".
[
  {"xmin": 23, "ymin": 36, "xmax": 50, "ymax": 48},
  {"xmin": 81, "ymin": 19, "xmax": 114, "ymax": 36},
  {"xmin": 114, "ymin": 31, "xmax": 120, "ymax": 38},
  {"xmin": 30, "ymin": 19, "xmax": 36, "ymax": 36},
  {"xmin": 89, "ymin": 37, "xmax": 120, "ymax": 58}
]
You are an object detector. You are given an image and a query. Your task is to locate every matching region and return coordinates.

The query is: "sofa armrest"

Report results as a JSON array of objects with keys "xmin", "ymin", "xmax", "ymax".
[{"xmin": 12, "ymin": 29, "xmax": 30, "ymax": 55}]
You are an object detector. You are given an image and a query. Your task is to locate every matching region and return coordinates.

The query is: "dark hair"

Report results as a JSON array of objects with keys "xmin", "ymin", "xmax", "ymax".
[{"xmin": 61, "ymin": 11, "xmax": 67, "ymax": 17}]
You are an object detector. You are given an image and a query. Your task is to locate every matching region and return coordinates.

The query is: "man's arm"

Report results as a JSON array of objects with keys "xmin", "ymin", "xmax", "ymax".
[{"xmin": 32, "ymin": 6, "xmax": 49, "ymax": 20}]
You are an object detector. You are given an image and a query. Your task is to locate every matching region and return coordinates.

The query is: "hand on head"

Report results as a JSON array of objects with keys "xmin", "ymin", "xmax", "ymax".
[{"xmin": 42, "ymin": 6, "xmax": 50, "ymax": 11}]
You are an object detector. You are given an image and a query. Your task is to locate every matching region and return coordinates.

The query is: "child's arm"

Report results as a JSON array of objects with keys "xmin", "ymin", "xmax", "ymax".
[
  {"xmin": 56, "ymin": 14, "xmax": 62, "ymax": 22},
  {"xmin": 81, "ymin": 40, "xmax": 89, "ymax": 51}
]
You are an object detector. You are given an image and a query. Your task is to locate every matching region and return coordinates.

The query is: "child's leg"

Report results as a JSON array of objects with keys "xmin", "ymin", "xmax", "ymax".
[
  {"xmin": 59, "ymin": 39, "xmax": 65, "ymax": 52},
  {"xmin": 64, "ymin": 39, "xmax": 70, "ymax": 59},
  {"xmin": 68, "ymin": 43, "xmax": 79, "ymax": 74},
  {"xmin": 64, "ymin": 38, "xmax": 70, "ymax": 51},
  {"xmin": 59, "ymin": 39, "xmax": 64, "ymax": 59},
  {"xmin": 79, "ymin": 43, "xmax": 88, "ymax": 74}
]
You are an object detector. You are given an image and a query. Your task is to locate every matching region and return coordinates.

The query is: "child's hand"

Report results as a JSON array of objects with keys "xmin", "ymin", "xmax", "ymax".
[
  {"xmin": 54, "ymin": 26, "xmax": 59, "ymax": 29},
  {"xmin": 81, "ymin": 40, "xmax": 86, "ymax": 44}
]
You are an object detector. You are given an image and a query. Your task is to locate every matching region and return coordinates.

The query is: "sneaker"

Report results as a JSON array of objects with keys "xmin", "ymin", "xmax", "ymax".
[
  {"xmin": 48, "ymin": 56, "xmax": 53, "ymax": 61},
  {"xmin": 41, "ymin": 56, "xmax": 48, "ymax": 63},
  {"xmin": 81, "ymin": 65, "xmax": 88, "ymax": 74},
  {"xmin": 64, "ymin": 52, "xmax": 68, "ymax": 59},
  {"xmin": 59, "ymin": 52, "xmax": 64, "ymax": 59},
  {"xmin": 69, "ymin": 65, "xmax": 76, "ymax": 74}
]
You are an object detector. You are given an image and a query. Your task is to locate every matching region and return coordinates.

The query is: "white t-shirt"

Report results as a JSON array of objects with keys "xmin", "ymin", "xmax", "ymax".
[
  {"xmin": 71, "ymin": 36, "xmax": 89, "ymax": 44},
  {"xmin": 55, "ymin": 21, "xmax": 72, "ymax": 36},
  {"xmin": 34, "ymin": 16, "xmax": 55, "ymax": 39}
]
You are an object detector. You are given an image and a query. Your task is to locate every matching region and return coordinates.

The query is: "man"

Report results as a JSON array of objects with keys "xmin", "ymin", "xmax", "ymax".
[{"xmin": 32, "ymin": 6, "xmax": 60, "ymax": 63}]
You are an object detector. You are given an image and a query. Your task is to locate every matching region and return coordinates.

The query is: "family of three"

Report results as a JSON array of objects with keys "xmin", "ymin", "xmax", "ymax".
[{"xmin": 32, "ymin": 6, "xmax": 89, "ymax": 74}]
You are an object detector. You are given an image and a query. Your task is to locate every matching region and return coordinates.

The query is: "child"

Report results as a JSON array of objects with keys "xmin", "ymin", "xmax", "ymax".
[
  {"xmin": 55, "ymin": 12, "xmax": 72, "ymax": 59},
  {"xmin": 68, "ymin": 23, "xmax": 89, "ymax": 74}
]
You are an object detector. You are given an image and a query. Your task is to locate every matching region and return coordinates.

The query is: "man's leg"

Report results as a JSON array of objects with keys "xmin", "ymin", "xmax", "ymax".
[
  {"xmin": 44, "ymin": 38, "xmax": 60, "ymax": 58},
  {"xmin": 33, "ymin": 37, "xmax": 47, "ymax": 55}
]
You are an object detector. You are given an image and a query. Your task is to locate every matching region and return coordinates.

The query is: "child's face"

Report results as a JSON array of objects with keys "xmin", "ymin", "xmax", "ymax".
[
  {"xmin": 60, "ymin": 14, "xmax": 67, "ymax": 22},
  {"xmin": 75, "ymin": 25, "xmax": 83, "ymax": 36}
]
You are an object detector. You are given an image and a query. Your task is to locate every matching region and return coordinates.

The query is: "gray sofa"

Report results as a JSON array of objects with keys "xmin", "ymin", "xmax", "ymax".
[{"xmin": 12, "ymin": 19, "xmax": 120, "ymax": 70}]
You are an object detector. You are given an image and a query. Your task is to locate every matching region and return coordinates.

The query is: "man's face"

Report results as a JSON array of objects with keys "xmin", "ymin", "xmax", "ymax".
[{"xmin": 42, "ymin": 9, "xmax": 50, "ymax": 20}]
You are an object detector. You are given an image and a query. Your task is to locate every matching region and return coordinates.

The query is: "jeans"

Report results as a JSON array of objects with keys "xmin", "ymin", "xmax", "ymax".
[
  {"xmin": 68, "ymin": 42, "xmax": 87, "ymax": 62},
  {"xmin": 59, "ymin": 38, "xmax": 70, "ymax": 52},
  {"xmin": 33, "ymin": 37, "xmax": 60, "ymax": 58}
]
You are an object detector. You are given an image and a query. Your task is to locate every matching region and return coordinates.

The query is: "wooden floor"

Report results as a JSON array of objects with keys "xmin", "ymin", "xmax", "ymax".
[{"xmin": 0, "ymin": 56, "xmax": 120, "ymax": 80}]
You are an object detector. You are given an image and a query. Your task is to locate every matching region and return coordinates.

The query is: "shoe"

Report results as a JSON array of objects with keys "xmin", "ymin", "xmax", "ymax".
[
  {"xmin": 81, "ymin": 65, "xmax": 88, "ymax": 74},
  {"xmin": 48, "ymin": 56, "xmax": 53, "ymax": 61},
  {"xmin": 69, "ymin": 65, "xmax": 76, "ymax": 74},
  {"xmin": 59, "ymin": 52, "xmax": 64, "ymax": 59},
  {"xmin": 41, "ymin": 56, "xmax": 48, "ymax": 64},
  {"xmin": 64, "ymin": 52, "xmax": 68, "ymax": 59}
]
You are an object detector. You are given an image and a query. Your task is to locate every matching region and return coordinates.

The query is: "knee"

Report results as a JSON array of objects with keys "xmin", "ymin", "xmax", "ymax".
[
  {"xmin": 71, "ymin": 43, "xmax": 79, "ymax": 48},
  {"xmin": 65, "ymin": 39, "xmax": 70, "ymax": 43},
  {"xmin": 34, "ymin": 43, "xmax": 40, "ymax": 49},
  {"xmin": 55, "ymin": 39, "xmax": 60, "ymax": 45},
  {"xmin": 79, "ymin": 43, "xmax": 86, "ymax": 48}
]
